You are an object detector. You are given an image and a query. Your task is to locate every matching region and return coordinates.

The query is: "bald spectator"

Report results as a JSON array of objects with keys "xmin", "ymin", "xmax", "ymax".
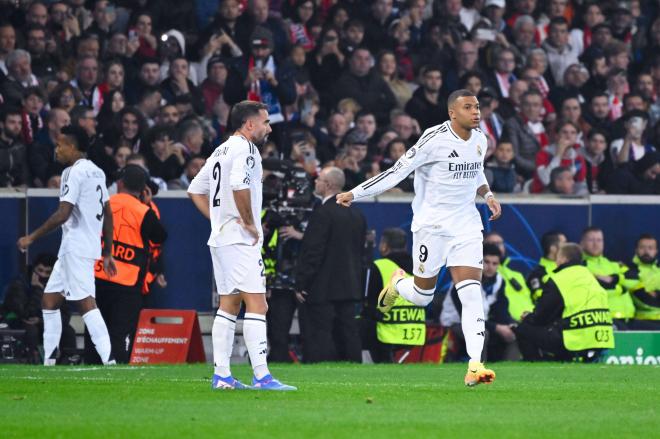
[{"xmin": 295, "ymin": 167, "xmax": 366, "ymax": 363}]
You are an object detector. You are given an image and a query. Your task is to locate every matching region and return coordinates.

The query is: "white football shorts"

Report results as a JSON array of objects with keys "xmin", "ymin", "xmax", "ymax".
[
  {"xmin": 210, "ymin": 244, "xmax": 266, "ymax": 295},
  {"xmin": 44, "ymin": 253, "xmax": 96, "ymax": 300},
  {"xmin": 412, "ymin": 228, "xmax": 484, "ymax": 277}
]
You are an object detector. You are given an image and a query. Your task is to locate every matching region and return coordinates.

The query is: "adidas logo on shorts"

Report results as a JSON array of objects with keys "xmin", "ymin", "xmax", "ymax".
[{"xmin": 448, "ymin": 150, "xmax": 459, "ymax": 158}]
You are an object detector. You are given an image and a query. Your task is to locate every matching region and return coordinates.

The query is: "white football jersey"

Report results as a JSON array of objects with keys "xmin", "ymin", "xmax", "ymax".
[
  {"xmin": 58, "ymin": 159, "xmax": 109, "ymax": 259},
  {"xmin": 188, "ymin": 135, "xmax": 263, "ymax": 247},
  {"xmin": 351, "ymin": 121, "xmax": 489, "ymax": 236}
]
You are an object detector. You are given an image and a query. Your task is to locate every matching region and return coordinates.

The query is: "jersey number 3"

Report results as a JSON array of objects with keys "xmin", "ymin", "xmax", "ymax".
[
  {"xmin": 212, "ymin": 163, "xmax": 221, "ymax": 207},
  {"xmin": 95, "ymin": 185, "xmax": 104, "ymax": 221}
]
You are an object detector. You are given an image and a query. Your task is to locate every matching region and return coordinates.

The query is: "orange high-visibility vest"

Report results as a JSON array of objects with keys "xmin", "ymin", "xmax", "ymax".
[{"xmin": 95, "ymin": 193, "xmax": 149, "ymax": 287}]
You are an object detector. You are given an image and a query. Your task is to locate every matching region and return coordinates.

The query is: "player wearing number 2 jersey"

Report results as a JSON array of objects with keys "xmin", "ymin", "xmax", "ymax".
[
  {"xmin": 17, "ymin": 126, "xmax": 117, "ymax": 366},
  {"xmin": 188, "ymin": 101, "xmax": 295, "ymax": 391},
  {"xmin": 337, "ymin": 90, "xmax": 503, "ymax": 386}
]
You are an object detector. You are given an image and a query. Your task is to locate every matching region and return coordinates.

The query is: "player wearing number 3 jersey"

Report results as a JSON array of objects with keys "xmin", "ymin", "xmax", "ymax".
[
  {"xmin": 337, "ymin": 90, "xmax": 503, "ymax": 386},
  {"xmin": 188, "ymin": 101, "xmax": 295, "ymax": 391},
  {"xmin": 17, "ymin": 126, "xmax": 117, "ymax": 366}
]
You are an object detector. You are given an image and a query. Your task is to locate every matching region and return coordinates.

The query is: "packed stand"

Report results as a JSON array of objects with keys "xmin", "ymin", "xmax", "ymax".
[{"xmin": 0, "ymin": 0, "xmax": 658, "ymax": 194}]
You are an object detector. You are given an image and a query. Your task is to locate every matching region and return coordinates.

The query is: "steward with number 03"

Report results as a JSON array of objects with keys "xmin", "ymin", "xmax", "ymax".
[
  {"xmin": 514, "ymin": 243, "xmax": 614, "ymax": 361},
  {"xmin": 85, "ymin": 165, "xmax": 167, "ymax": 364}
]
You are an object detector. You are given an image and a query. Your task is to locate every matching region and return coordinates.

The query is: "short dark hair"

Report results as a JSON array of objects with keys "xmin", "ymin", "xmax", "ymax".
[
  {"xmin": 558, "ymin": 243, "xmax": 583, "ymax": 265},
  {"xmin": 22, "ymin": 86, "xmax": 44, "ymax": 101},
  {"xmin": 229, "ymin": 100, "xmax": 268, "ymax": 131},
  {"xmin": 447, "ymin": 89, "xmax": 475, "ymax": 109},
  {"xmin": 1, "ymin": 106, "xmax": 22, "ymax": 122},
  {"xmin": 60, "ymin": 125, "xmax": 89, "ymax": 152},
  {"xmin": 422, "ymin": 64, "xmax": 443, "ymax": 76},
  {"xmin": 32, "ymin": 252, "xmax": 57, "ymax": 268},
  {"xmin": 138, "ymin": 85, "xmax": 161, "ymax": 103},
  {"xmin": 635, "ymin": 233, "xmax": 657, "ymax": 247},
  {"xmin": 549, "ymin": 166, "xmax": 571, "ymax": 191},
  {"xmin": 70, "ymin": 105, "xmax": 93, "ymax": 126},
  {"xmin": 119, "ymin": 164, "xmax": 148, "ymax": 193},
  {"xmin": 381, "ymin": 228, "xmax": 407, "ymax": 251},
  {"xmin": 549, "ymin": 17, "xmax": 569, "ymax": 28},
  {"xmin": 581, "ymin": 226, "xmax": 603, "ymax": 240},
  {"xmin": 541, "ymin": 231, "xmax": 565, "ymax": 257},
  {"xmin": 483, "ymin": 243, "xmax": 503, "ymax": 260}
]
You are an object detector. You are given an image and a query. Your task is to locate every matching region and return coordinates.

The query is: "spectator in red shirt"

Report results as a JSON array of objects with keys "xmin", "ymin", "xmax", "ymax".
[
  {"xmin": 532, "ymin": 120, "xmax": 587, "ymax": 193},
  {"xmin": 581, "ymin": 128, "xmax": 609, "ymax": 193}
]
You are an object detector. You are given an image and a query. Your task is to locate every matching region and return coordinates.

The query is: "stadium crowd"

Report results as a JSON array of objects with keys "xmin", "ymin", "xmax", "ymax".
[{"xmin": 0, "ymin": 0, "xmax": 659, "ymax": 194}]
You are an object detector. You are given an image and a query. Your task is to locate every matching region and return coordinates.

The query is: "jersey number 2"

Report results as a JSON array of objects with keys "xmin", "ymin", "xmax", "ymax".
[
  {"xmin": 212, "ymin": 163, "xmax": 221, "ymax": 207},
  {"xmin": 95, "ymin": 185, "xmax": 104, "ymax": 221}
]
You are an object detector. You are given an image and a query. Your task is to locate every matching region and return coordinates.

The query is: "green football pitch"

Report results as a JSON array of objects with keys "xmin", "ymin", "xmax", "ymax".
[{"xmin": 0, "ymin": 363, "xmax": 658, "ymax": 438}]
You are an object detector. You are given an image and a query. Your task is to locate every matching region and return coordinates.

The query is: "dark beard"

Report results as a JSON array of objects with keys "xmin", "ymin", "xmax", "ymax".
[
  {"xmin": 639, "ymin": 254, "xmax": 656, "ymax": 264},
  {"xmin": 253, "ymin": 134, "xmax": 268, "ymax": 147}
]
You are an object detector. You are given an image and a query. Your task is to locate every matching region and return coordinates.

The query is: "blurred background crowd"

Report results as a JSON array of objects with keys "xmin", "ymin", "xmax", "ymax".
[{"xmin": 0, "ymin": 0, "xmax": 658, "ymax": 195}]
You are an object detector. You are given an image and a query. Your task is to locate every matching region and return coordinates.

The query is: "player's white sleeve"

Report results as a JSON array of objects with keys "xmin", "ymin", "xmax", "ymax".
[
  {"xmin": 476, "ymin": 168, "xmax": 488, "ymax": 189},
  {"xmin": 187, "ymin": 157, "xmax": 212, "ymax": 195},
  {"xmin": 60, "ymin": 168, "xmax": 80, "ymax": 205},
  {"xmin": 350, "ymin": 135, "xmax": 431, "ymax": 200},
  {"xmin": 230, "ymin": 142, "xmax": 257, "ymax": 191}
]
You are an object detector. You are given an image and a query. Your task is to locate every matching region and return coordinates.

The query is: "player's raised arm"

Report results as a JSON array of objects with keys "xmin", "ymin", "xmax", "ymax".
[{"xmin": 336, "ymin": 129, "xmax": 433, "ymax": 206}]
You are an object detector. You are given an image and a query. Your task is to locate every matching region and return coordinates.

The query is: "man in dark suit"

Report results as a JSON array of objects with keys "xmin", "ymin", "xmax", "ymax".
[{"xmin": 295, "ymin": 167, "xmax": 367, "ymax": 363}]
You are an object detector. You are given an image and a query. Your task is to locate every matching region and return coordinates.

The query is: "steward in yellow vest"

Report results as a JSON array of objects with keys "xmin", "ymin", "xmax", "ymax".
[
  {"xmin": 624, "ymin": 234, "xmax": 660, "ymax": 330},
  {"xmin": 526, "ymin": 231, "xmax": 567, "ymax": 301},
  {"xmin": 86, "ymin": 165, "xmax": 167, "ymax": 364},
  {"xmin": 362, "ymin": 228, "xmax": 425, "ymax": 363},
  {"xmin": 581, "ymin": 227, "xmax": 635, "ymax": 325},
  {"xmin": 514, "ymin": 243, "xmax": 614, "ymax": 361}
]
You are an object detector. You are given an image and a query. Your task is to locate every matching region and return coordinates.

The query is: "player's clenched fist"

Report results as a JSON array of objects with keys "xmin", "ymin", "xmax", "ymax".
[{"xmin": 336, "ymin": 192, "xmax": 354, "ymax": 207}]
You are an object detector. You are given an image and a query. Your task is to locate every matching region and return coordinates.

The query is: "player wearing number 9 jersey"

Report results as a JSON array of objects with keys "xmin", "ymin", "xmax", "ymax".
[
  {"xmin": 336, "ymin": 90, "xmax": 503, "ymax": 386},
  {"xmin": 17, "ymin": 126, "xmax": 117, "ymax": 366},
  {"xmin": 188, "ymin": 101, "xmax": 296, "ymax": 391}
]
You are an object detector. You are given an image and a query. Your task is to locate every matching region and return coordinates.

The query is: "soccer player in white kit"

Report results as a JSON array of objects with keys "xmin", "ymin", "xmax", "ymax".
[
  {"xmin": 337, "ymin": 90, "xmax": 503, "ymax": 386},
  {"xmin": 17, "ymin": 126, "xmax": 117, "ymax": 366},
  {"xmin": 188, "ymin": 101, "xmax": 296, "ymax": 391}
]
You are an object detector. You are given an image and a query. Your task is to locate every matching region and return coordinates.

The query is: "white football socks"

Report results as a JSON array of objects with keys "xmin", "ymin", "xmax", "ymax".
[
  {"xmin": 83, "ymin": 308, "xmax": 113, "ymax": 364},
  {"xmin": 42, "ymin": 309, "xmax": 62, "ymax": 364},
  {"xmin": 212, "ymin": 310, "xmax": 236, "ymax": 377},
  {"xmin": 456, "ymin": 279, "xmax": 486, "ymax": 363},
  {"xmin": 396, "ymin": 277, "xmax": 435, "ymax": 306},
  {"xmin": 243, "ymin": 313, "xmax": 270, "ymax": 379}
]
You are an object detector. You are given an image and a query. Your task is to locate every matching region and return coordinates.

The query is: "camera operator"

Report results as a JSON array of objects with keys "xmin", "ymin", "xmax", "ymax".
[
  {"xmin": 261, "ymin": 154, "xmax": 316, "ymax": 362},
  {"xmin": 295, "ymin": 167, "xmax": 367, "ymax": 363}
]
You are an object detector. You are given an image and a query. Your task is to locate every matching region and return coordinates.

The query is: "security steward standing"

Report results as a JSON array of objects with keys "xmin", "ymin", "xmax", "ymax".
[
  {"xmin": 624, "ymin": 234, "xmax": 660, "ymax": 330},
  {"xmin": 514, "ymin": 243, "xmax": 615, "ymax": 361},
  {"xmin": 84, "ymin": 165, "xmax": 167, "ymax": 363},
  {"xmin": 581, "ymin": 227, "xmax": 635, "ymax": 329},
  {"xmin": 362, "ymin": 228, "xmax": 425, "ymax": 363}
]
